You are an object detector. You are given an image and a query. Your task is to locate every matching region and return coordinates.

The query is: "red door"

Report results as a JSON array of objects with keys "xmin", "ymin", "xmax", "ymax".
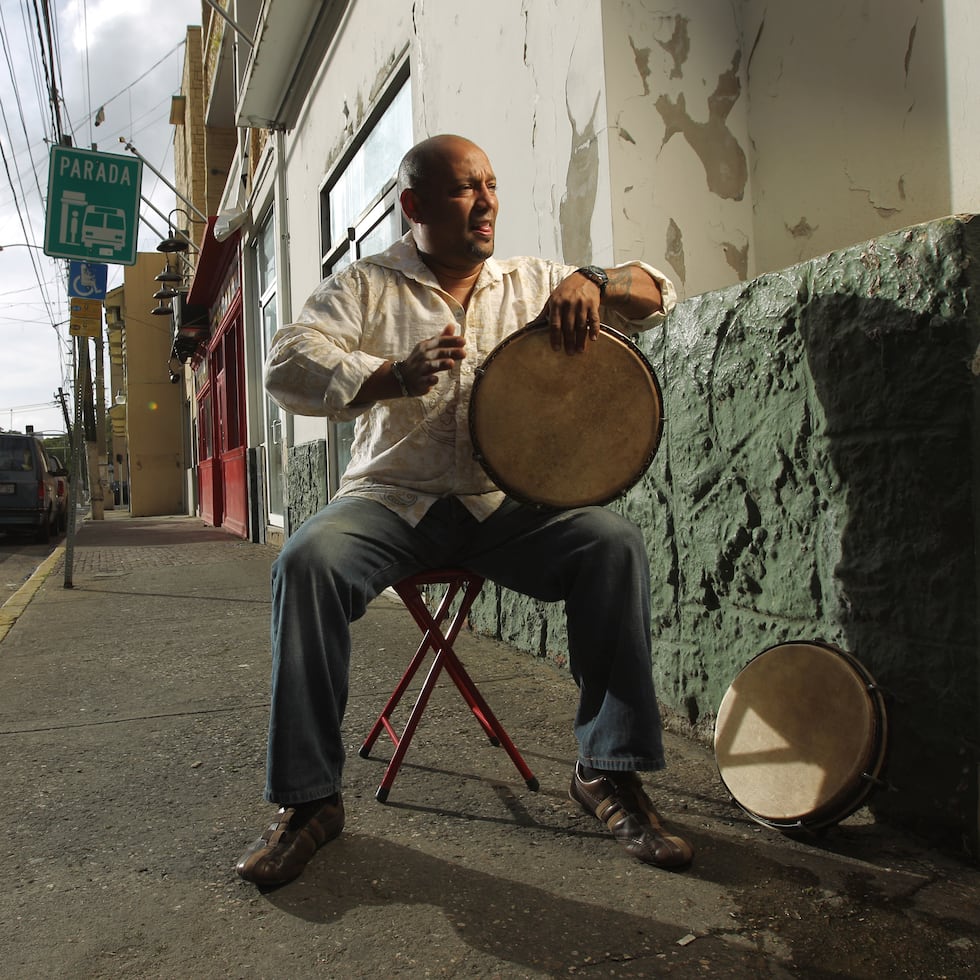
[{"xmin": 198, "ymin": 300, "xmax": 248, "ymax": 538}]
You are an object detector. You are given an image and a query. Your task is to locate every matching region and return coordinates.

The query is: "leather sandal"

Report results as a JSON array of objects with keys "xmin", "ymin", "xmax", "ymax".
[
  {"xmin": 236, "ymin": 795, "xmax": 345, "ymax": 887},
  {"xmin": 570, "ymin": 764, "xmax": 693, "ymax": 869}
]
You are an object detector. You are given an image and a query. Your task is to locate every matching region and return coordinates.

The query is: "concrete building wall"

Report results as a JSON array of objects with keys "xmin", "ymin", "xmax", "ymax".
[
  {"xmin": 592, "ymin": 0, "xmax": 979, "ymax": 300},
  {"xmin": 742, "ymin": 0, "xmax": 954, "ymax": 281}
]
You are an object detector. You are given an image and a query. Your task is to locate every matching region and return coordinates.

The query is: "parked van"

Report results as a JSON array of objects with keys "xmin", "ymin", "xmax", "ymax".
[{"xmin": 0, "ymin": 433, "xmax": 67, "ymax": 542}]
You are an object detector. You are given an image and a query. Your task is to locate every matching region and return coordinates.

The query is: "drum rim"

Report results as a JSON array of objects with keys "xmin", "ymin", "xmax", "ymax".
[
  {"xmin": 469, "ymin": 322, "xmax": 665, "ymax": 508},
  {"xmin": 714, "ymin": 639, "xmax": 888, "ymax": 831}
]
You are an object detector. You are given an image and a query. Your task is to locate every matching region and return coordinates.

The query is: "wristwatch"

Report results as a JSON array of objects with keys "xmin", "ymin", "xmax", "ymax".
[{"xmin": 575, "ymin": 265, "xmax": 608, "ymax": 296}]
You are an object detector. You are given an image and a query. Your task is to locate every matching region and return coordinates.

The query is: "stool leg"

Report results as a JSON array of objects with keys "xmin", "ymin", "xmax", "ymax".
[
  {"xmin": 363, "ymin": 574, "xmax": 538, "ymax": 802},
  {"xmin": 358, "ymin": 591, "xmax": 458, "ymax": 757},
  {"xmin": 374, "ymin": 649, "xmax": 449, "ymax": 802},
  {"xmin": 404, "ymin": 578, "xmax": 500, "ymax": 744},
  {"xmin": 362, "ymin": 581, "xmax": 466, "ymax": 800},
  {"xmin": 440, "ymin": 652, "xmax": 539, "ymax": 791}
]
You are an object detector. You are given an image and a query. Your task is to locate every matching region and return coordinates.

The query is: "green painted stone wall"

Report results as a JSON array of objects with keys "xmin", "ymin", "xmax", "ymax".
[
  {"xmin": 468, "ymin": 215, "xmax": 980, "ymax": 856},
  {"xmin": 286, "ymin": 438, "xmax": 328, "ymax": 535}
]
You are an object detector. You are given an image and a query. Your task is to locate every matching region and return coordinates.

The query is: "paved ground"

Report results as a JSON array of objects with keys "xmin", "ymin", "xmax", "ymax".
[{"xmin": 1, "ymin": 511, "xmax": 978, "ymax": 978}]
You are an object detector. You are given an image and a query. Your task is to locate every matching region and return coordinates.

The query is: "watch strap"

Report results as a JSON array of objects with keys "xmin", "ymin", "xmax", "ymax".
[{"xmin": 576, "ymin": 265, "xmax": 608, "ymax": 295}]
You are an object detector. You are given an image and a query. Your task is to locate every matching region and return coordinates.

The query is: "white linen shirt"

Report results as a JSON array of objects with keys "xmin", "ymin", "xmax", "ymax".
[{"xmin": 265, "ymin": 233, "xmax": 676, "ymax": 526}]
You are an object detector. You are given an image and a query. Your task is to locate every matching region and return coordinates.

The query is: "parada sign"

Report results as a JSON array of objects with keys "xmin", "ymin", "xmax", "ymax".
[{"xmin": 44, "ymin": 145, "xmax": 142, "ymax": 266}]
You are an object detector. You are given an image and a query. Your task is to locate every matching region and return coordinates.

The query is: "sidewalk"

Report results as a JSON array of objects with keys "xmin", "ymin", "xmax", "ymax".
[{"xmin": 1, "ymin": 512, "xmax": 977, "ymax": 979}]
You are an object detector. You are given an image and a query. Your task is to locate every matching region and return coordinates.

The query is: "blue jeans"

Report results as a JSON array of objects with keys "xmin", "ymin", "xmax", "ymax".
[{"xmin": 265, "ymin": 495, "xmax": 665, "ymax": 804}]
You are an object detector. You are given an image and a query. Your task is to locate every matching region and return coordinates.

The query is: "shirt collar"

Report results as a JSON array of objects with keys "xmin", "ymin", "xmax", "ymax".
[{"xmin": 366, "ymin": 232, "xmax": 503, "ymax": 290}]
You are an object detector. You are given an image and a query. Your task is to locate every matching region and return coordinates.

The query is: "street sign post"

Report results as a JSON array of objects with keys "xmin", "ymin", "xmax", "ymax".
[{"xmin": 44, "ymin": 146, "xmax": 142, "ymax": 266}]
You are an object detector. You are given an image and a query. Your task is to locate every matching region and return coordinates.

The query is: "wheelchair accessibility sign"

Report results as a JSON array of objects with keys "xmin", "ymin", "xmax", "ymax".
[
  {"xmin": 68, "ymin": 261, "xmax": 108, "ymax": 300},
  {"xmin": 44, "ymin": 146, "xmax": 142, "ymax": 265}
]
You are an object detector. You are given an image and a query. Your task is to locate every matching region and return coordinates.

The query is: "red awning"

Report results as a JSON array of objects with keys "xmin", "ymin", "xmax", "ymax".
[{"xmin": 187, "ymin": 216, "xmax": 241, "ymax": 308}]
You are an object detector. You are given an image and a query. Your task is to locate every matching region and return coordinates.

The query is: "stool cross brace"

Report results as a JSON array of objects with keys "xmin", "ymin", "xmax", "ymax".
[{"xmin": 359, "ymin": 569, "xmax": 539, "ymax": 802}]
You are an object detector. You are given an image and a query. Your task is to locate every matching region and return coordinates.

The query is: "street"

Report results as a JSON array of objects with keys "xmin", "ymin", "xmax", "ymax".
[{"xmin": 0, "ymin": 529, "xmax": 64, "ymax": 606}]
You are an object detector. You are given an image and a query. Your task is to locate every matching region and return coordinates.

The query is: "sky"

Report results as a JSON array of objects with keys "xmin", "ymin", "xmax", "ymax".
[{"xmin": 0, "ymin": 0, "xmax": 204, "ymax": 436}]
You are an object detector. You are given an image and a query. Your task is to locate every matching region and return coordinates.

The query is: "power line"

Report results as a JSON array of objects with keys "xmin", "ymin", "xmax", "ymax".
[{"xmin": 80, "ymin": 39, "xmax": 185, "ymax": 134}]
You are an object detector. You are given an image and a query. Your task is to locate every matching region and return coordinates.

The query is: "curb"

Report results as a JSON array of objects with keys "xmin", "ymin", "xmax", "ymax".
[{"xmin": 0, "ymin": 544, "xmax": 66, "ymax": 644}]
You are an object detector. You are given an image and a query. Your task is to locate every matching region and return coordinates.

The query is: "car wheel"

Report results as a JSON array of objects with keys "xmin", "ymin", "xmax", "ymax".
[{"xmin": 35, "ymin": 509, "xmax": 52, "ymax": 544}]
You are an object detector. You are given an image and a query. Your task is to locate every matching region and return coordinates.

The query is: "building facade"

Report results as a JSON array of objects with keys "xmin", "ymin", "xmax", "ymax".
[
  {"xmin": 154, "ymin": 0, "xmax": 979, "ymax": 850},
  {"xmin": 166, "ymin": 0, "xmax": 979, "ymax": 541}
]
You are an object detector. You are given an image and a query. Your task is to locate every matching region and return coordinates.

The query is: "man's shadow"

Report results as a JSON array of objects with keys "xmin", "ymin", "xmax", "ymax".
[{"xmin": 258, "ymin": 824, "xmax": 820, "ymax": 976}]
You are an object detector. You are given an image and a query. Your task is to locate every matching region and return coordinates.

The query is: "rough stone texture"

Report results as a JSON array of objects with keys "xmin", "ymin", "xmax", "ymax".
[
  {"xmin": 469, "ymin": 215, "xmax": 980, "ymax": 855},
  {"xmin": 286, "ymin": 438, "xmax": 328, "ymax": 535}
]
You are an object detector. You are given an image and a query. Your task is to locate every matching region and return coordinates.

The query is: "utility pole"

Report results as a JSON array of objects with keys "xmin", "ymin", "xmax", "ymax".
[
  {"xmin": 94, "ymin": 333, "xmax": 109, "ymax": 513},
  {"xmin": 79, "ymin": 340, "xmax": 104, "ymax": 520}
]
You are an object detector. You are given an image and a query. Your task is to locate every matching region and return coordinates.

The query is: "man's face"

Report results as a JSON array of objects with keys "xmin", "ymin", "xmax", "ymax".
[{"xmin": 406, "ymin": 140, "xmax": 499, "ymax": 268}]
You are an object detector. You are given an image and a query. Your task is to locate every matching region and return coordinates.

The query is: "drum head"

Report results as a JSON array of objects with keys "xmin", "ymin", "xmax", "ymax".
[
  {"xmin": 469, "ymin": 324, "xmax": 663, "ymax": 508},
  {"xmin": 714, "ymin": 641, "xmax": 887, "ymax": 828}
]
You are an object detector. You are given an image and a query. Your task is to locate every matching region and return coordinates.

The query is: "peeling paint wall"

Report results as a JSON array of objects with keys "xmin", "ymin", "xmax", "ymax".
[
  {"xmin": 602, "ymin": 1, "xmax": 754, "ymax": 296},
  {"xmin": 280, "ymin": 0, "xmax": 978, "ymax": 312},
  {"xmin": 599, "ymin": 0, "xmax": 976, "ymax": 299},
  {"xmin": 742, "ymin": 0, "xmax": 956, "ymax": 280},
  {"xmin": 412, "ymin": 0, "xmax": 612, "ymax": 266}
]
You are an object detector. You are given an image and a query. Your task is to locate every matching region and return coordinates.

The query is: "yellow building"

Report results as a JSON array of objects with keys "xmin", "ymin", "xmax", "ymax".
[{"xmin": 104, "ymin": 253, "xmax": 186, "ymax": 516}]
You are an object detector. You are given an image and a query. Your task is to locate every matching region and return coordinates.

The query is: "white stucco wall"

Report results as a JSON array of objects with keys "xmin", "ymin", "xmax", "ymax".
[
  {"xmin": 743, "ymin": 0, "xmax": 952, "ymax": 280},
  {"xmin": 275, "ymin": 0, "xmax": 978, "ymax": 379},
  {"xmin": 602, "ymin": 0, "xmax": 752, "ymax": 297},
  {"xmin": 589, "ymin": 0, "xmax": 976, "ymax": 300},
  {"xmin": 944, "ymin": 0, "xmax": 980, "ymax": 212}
]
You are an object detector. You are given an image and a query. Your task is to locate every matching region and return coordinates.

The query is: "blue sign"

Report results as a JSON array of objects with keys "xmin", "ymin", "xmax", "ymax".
[{"xmin": 68, "ymin": 260, "xmax": 108, "ymax": 300}]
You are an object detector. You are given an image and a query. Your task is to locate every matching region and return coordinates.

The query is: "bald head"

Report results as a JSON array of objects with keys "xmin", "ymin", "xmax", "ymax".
[{"xmin": 397, "ymin": 134, "xmax": 484, "ymax": 196}]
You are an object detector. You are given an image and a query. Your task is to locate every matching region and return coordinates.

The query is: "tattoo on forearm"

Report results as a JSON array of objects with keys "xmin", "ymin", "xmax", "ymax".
[{"xmin": 608, "ymin": 267, "xmax": 632, "ymax": 304}]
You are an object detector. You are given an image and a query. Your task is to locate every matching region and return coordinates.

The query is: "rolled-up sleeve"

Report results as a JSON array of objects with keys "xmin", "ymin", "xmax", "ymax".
[
  {"xmin": 604, "ymin": 260, "xmax": 677, "ymax": 336},
  {"xmin": 264, "ymin": 269, "xmax": 386, "ymax": 421}
]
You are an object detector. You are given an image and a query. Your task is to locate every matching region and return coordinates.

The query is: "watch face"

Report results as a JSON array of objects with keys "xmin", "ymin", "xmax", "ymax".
[{"xmin": 579, "ymin": 266, "xmax": 608, "ymax": 291}]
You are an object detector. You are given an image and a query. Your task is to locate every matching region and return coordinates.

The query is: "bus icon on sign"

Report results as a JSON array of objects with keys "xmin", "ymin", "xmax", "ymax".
[{"xmin": 81, "ymin": 205, "xmax": 127, "ymax": 255}]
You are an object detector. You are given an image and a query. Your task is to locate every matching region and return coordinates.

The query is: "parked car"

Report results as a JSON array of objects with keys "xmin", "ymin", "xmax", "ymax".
[
  {"xmin": 0, "ymin": 432, "xmax": 67, "ymax": 543},
  {"xmin": 47, "ymin": 454, "xmax": 69, "ymax": 531}
]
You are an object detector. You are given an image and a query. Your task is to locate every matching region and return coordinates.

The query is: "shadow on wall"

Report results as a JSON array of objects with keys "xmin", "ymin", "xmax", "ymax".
[
  {"xmin": 628, "ymin": 216, "xmax": 979, "ymax": 856},
  {"xmin": 799, "ymin": 285, "xmax": 977, "ymax": 851}
]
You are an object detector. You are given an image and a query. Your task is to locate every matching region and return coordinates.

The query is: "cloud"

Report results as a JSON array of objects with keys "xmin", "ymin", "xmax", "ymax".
[{"xmin": 0, "ymin": 0, "xmax": 202, "ymax": 434}]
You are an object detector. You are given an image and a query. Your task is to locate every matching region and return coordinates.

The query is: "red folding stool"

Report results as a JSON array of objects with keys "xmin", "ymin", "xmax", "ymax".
[{"xmin": 359, "ymin": 568, "xmax": 540, "ymax": 802}]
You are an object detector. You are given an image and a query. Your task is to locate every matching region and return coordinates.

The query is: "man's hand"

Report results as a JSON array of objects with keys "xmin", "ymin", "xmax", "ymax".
[
  {"xmin": 535, "ymin": 273, "xmax": 601, "ymax": 354},
  {"xmin": 534, "ymin": 266, "xmax": 666, "ymax": 354},
  {"xmin": 398, "ymin": 325, "xmax": 467, "ymax": 394},
  {"xmin": 352, "ymin": 325, "xmax": 466, "ymax": 404}
]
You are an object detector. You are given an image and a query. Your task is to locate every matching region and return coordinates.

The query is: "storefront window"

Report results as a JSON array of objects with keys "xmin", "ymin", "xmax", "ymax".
[{"xmin": 319, "ymin": 70, "xmax": 413, "ymax": 492}]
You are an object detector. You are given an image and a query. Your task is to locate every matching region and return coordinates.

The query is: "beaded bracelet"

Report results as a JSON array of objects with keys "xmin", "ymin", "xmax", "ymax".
[{"xmin": 391, "ymin": 360, "xmax": 411, "ymax": 397}]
